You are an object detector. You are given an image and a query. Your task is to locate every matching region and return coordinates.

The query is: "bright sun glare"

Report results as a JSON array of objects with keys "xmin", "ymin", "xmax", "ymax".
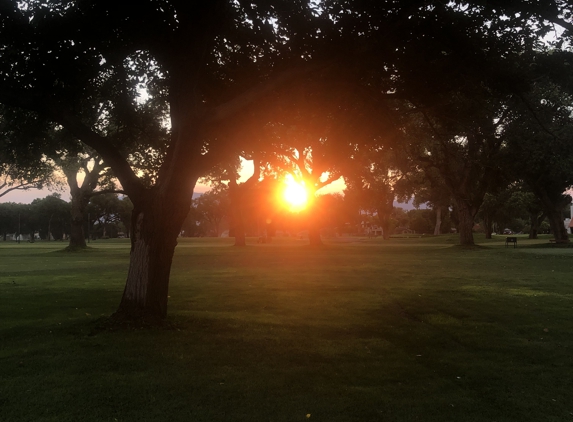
[{"xmin": 283, "ymin": 175, "xmax": 308, "ymax": 210}]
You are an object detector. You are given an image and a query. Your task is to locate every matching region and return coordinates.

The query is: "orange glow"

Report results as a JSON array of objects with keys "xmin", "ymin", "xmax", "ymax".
[{"xmin": 283, "ymin": 175, "xmax": 308, "ymax": 211}]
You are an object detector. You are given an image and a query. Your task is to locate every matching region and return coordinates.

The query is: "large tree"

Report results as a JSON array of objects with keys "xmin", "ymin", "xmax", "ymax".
[
  {"xmin": 0, "ymin": 1, "xmax": 324, "ymax": 320},
  {"xmin": 502, "ymin": 69, "xmax": 573, "ymax": 243},
  {"xmin": 1, "ymin": 1, "xmax": 571, "ymax": 319}
]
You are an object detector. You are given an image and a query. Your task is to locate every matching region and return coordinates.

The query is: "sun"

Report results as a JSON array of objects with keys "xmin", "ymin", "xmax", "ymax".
[{"xmin": 283, "ymin": 175, "xmax": 308, "ymax": 211}]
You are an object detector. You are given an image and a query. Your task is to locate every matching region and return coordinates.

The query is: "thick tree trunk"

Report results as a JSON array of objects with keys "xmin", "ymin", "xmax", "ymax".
[
  {"xmin": 68, "ymin": 191, "xmax": 88, "ymax": 249},
  {"xmin": 116, "ymin": 194, "xmax": 192, "ymax": 320},
  {"xmin": 433, "ymin": 205, "xmax": 442, "ymax": 236},
  {"xmin": 456, "ymin": 200, "xmax": 476, "ymax": 245}
]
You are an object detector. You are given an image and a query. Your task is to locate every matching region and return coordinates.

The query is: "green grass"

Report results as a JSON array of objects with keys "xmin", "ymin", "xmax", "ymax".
[{"xmin": 1, "ymin": 234, "xmax": 573, "ymax": 421}]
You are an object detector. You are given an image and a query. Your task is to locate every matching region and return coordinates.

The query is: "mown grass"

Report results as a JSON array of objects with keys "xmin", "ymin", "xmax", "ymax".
[{"xmin": 1, "ymin": 234, "xmax": 572, "ymax": 422}]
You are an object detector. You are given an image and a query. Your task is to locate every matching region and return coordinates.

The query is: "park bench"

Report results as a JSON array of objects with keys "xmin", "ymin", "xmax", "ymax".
[
  {"xmin": 549, "ymin": 239, "xmax": 557, "ymax": 243},
  {"xmin": 505, "ymin": 237, "xmax": 517, "ymax": 248}
]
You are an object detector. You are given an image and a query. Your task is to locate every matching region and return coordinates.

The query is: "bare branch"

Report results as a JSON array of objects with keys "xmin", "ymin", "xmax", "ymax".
[{"xmin": 0, "ymin": 179, "xmax": 41, "ymax": 198}]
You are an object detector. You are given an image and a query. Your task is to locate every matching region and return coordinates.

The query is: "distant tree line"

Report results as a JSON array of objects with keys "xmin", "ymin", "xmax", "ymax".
[{"xmin": 0, "ymin": 193, "xmax": 133, "ymax": 242}]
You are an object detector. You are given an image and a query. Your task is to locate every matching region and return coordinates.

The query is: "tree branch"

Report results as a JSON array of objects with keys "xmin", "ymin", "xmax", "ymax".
[
  {"xmin": 0, "ymin": 180, "xmax": 41, "ymax": 198},
  {"xmin": 0, "ymin": 86, "xmax": 145, "ymax": 200}
]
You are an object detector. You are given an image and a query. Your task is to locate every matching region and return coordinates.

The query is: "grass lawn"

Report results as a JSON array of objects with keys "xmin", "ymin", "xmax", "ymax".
[{"xmin": 1, "ymin": 234, "xmax": 572, "ymax": 421}]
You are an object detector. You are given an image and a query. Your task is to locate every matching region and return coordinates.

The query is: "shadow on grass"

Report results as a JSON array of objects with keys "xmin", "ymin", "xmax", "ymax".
[
  {"xmin": 52, "ymin": 246, "xmax": 100, "ymax": 253},
  {"xmin": 451, "ymin": 244, "xmax": 491, "ymax": 251}
]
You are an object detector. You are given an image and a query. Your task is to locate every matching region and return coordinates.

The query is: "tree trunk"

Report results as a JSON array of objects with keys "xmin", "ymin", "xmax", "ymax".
[
  {"xmin": 68, "ymin": 191, "xmax": 88, "ymax": 249},
  {"xmin": 528, "ymin": 211, "xmax": 544, "ymax": 239},
  {"xmin": 229, "ymin": 184, "xmax": 246, "ymax": 246},
  {"xmin": 546, "ymin": 207, "xmax": 569, "ymax": 243},
  {"xmin": 305, "ymin": 186, "xmax": 322, "ymax": 247},
  {"xmin": 380, "ymin": 215, "xmax": 391, "ymax": 240},
  {"xmin": 483, "ymin": 213, "xmax": 493, "ymax": 239},
  {"xmin": 308, "ymin": 223, "xmax": 322, "ymax": 246},
  {"xmin": 456, "ymin": 200, "xmax": 476, "ymax": 245},
  {"xmin": 47, "ymin": 214, "xmax": 53, "ymax": 241},
  {"xmin": 433, "ymin": 205, "xmax": 443, "ymax": 235},
  {"xmin": 533, "ymin": 188, "xmax": 570, "ymax": 244},
  {"xmin": 116, "ymin": 194, "xmax": 192, "ymax": 320},
  {"xmin": 232, "ymin": 207, "xmax": 246, "ymax": 246},
  {"xmin": 377, "ymin": 200, "xmax": 393, "ymax": 240}
]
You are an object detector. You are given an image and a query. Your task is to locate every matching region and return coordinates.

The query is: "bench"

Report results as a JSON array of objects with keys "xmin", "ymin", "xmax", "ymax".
[
  {"xmin": 549, "ymin": 239, "xmax": 557, "ymax": 243},
  {"xmin": 505, "ymin": 237, "xmax": 517, "ymax": 248}
]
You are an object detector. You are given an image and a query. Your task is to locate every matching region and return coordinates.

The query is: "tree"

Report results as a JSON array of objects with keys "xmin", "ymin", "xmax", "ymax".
[
  {"xmin": 200, "ymin": 157, "xmax": 262, "ymax": 246},
  {"xmin": 87, "ymin": 193, "xmax": 131, "ymax": 239},
  {"xmin": 0, "ymin": 1, "xmax": 326, "ymax": 320},
  {"xmin": 478, "ymin": 186, "xmax": 527, "ymax": 238},
  {"xmin": 30, "ymin": 194, "xmax": 70, "ymax": 240},
  {"xmin": 260, "ymin": 84, "xmax": 373, "ymax": 245},
  {"xmin": 0, "ymin": 202, "xmax": 20, "ymax": 240},
  {"xmin": 502, "ymin": 69, "xmax": 573, "ymax": 243},
  {"xmin": 193, "ymin": 187, "xmax": 230, "ymax": 237},
  {"xmin": 517, "ymin": 191, "xmax": 546, "ymax": 239},
  {"xmin": 58, "ymin": 150, "xmax": 119, "ymax": 248},
  {"xmin": 395, "ymin": 166, "xmax": 452, "ymax": 236},
  {"xmin": 344, "ymin": 142, "xmax": 407, "ymax": 239}
]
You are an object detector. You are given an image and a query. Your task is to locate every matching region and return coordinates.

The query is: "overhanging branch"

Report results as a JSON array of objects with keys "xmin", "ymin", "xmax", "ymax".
[{"xmin": 0, "ymin": 85, "xmax": 145, "ymax": 199}]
